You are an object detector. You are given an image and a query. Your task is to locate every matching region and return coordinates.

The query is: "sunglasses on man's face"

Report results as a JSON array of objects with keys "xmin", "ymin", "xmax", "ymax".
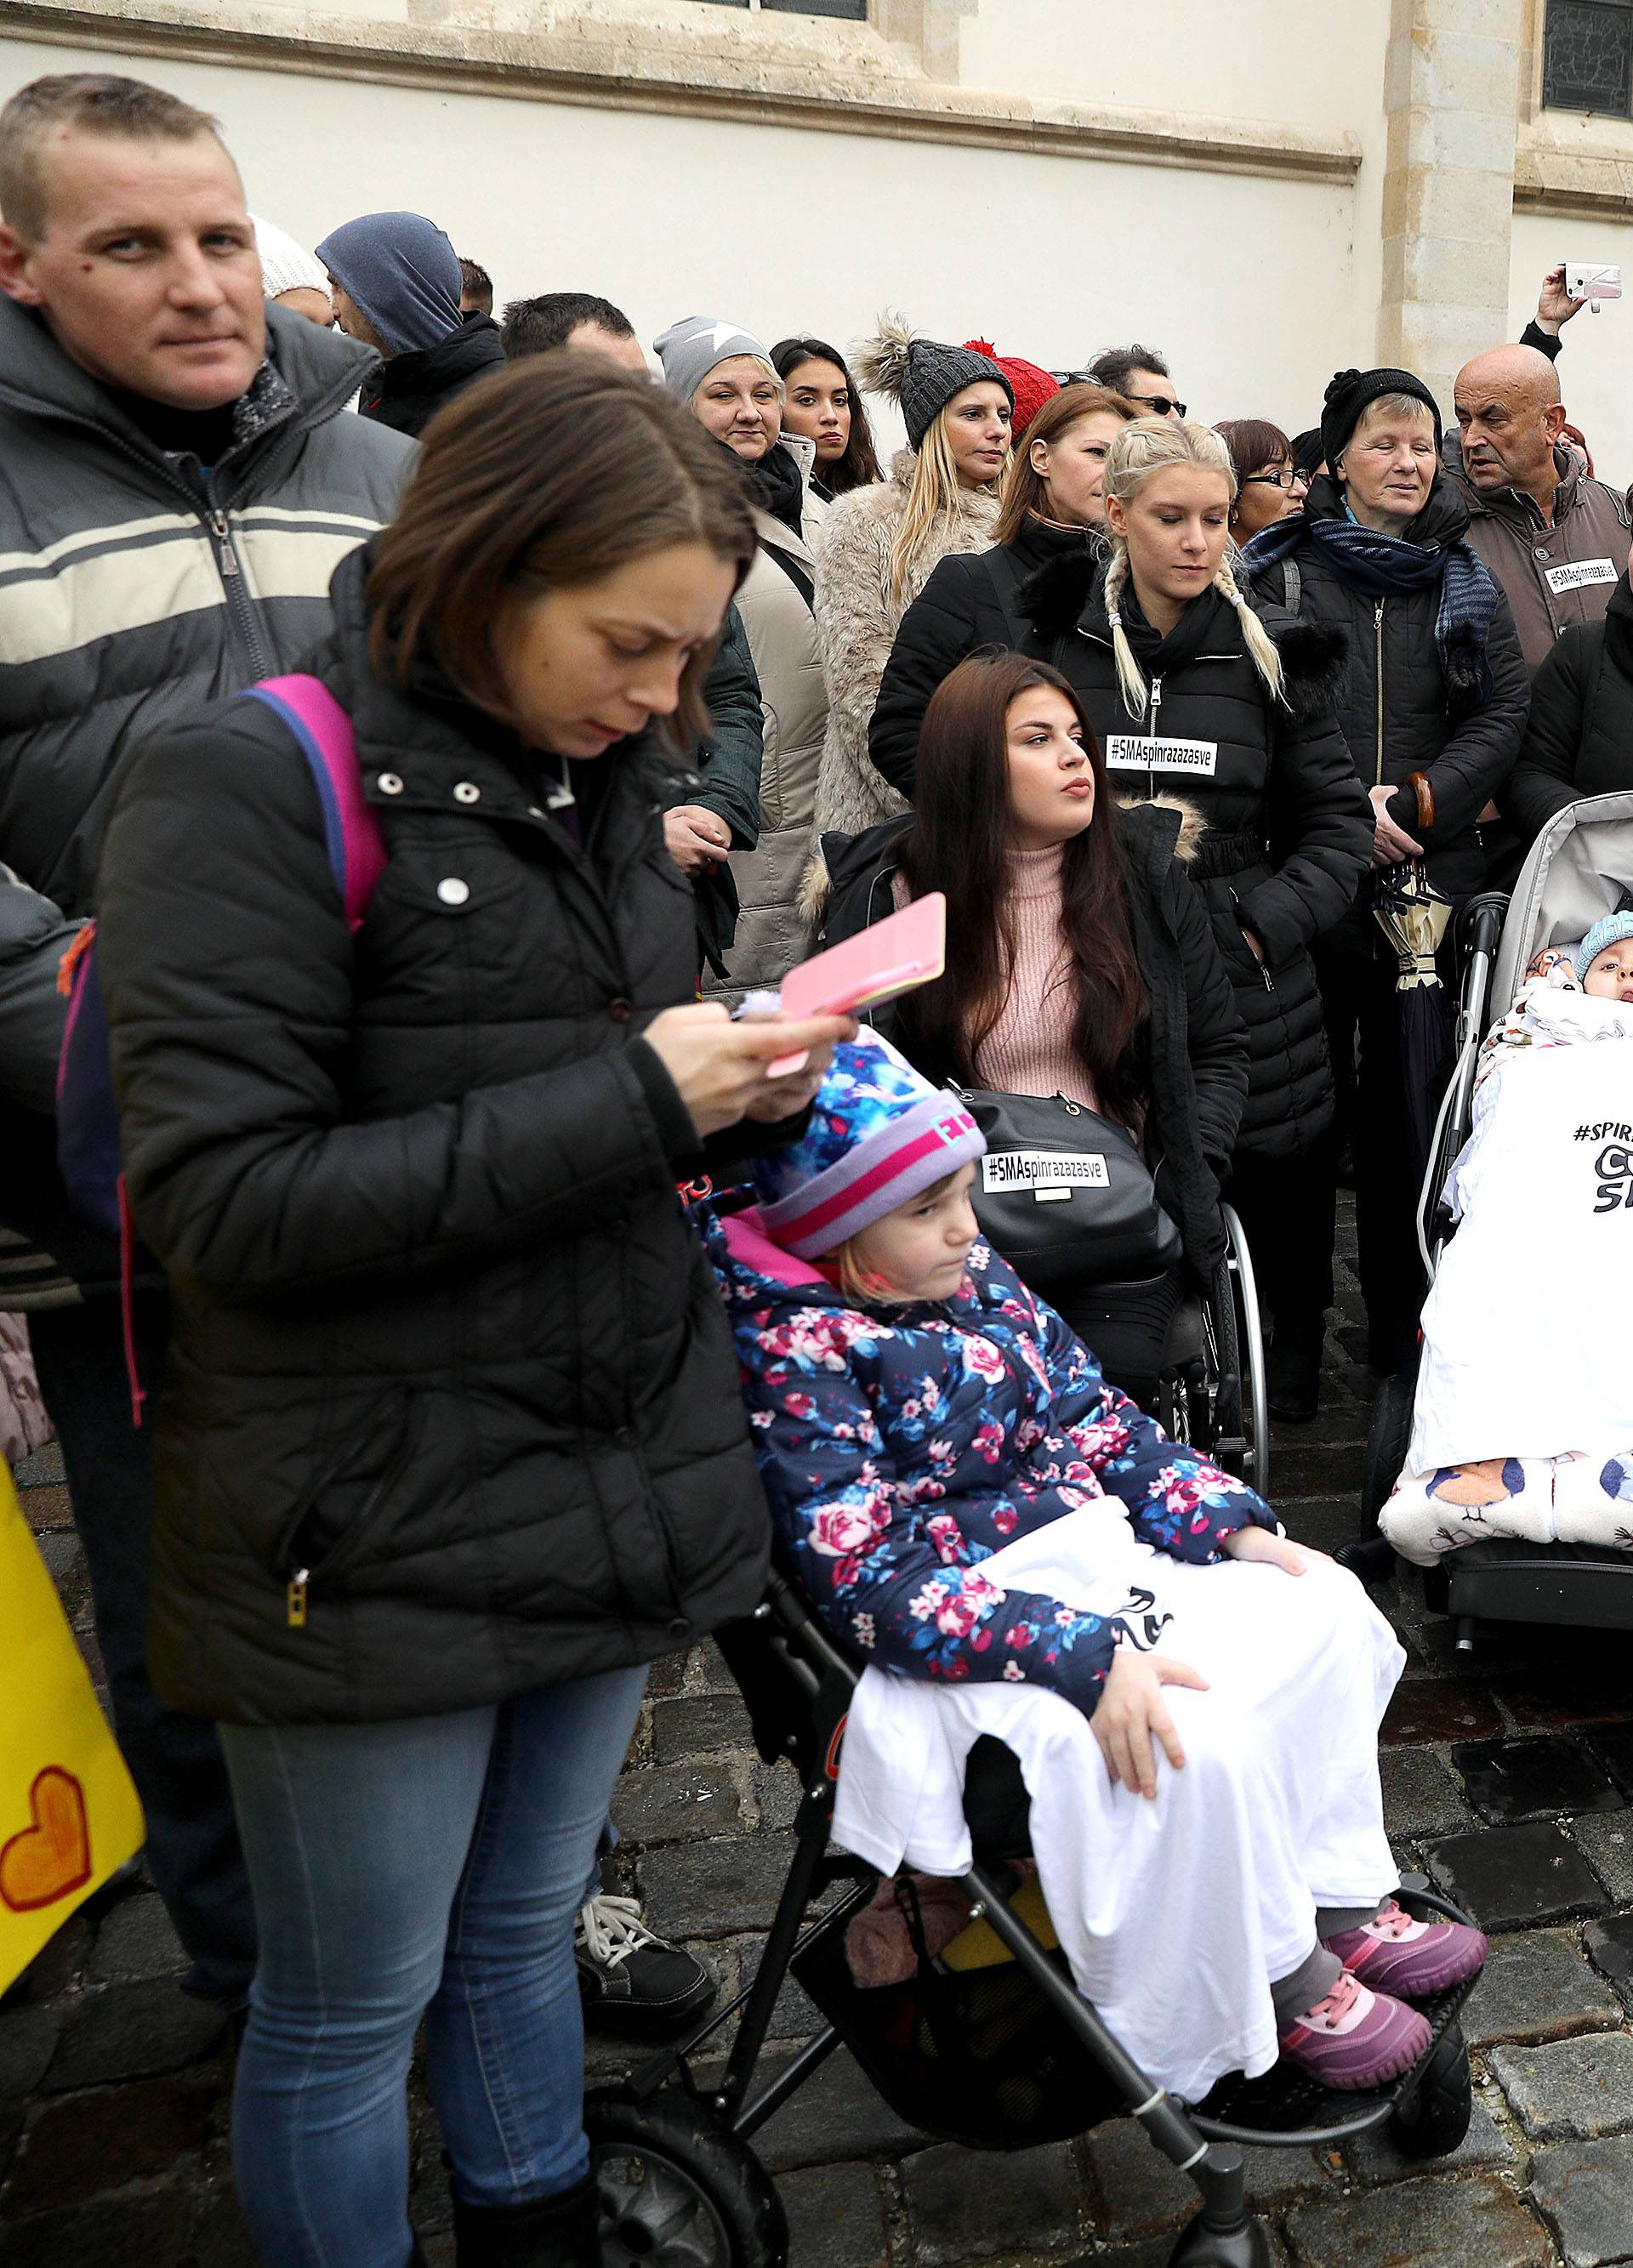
[{"xmin": 1129, "ymin": 392, "xmax": 1186, "ymax": 419}]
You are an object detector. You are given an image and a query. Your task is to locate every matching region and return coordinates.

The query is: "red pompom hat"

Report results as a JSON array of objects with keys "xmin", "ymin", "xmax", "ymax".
[{"xmin": 964, "ymin": 340, "xmax": 1059, "ymax": 441}]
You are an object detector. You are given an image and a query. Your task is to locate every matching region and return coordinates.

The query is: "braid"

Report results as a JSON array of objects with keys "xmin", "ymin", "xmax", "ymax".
[
  {"xmin": 1103, "ymin": 544, "xmax": 1148, "ymax": 720},
  {"xmin": 1215, "ymin": 554, "xmax": 1287, "ymax": 708}
]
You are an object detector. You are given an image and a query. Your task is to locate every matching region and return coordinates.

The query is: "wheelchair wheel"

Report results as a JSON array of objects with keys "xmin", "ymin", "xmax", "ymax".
[
  {"xmin": 587, "ymin": 2088, "xmax": 788, "ymax": 2268},
  {"xmin": 1362, "ymin": 1371, "xmax": 1416, "ymax": 1523},
  {"xmin": 1215, "ymin": 1205, "xmax": 1268, "ymax": 1499},
  {"xmin": 1389, "ymin": 2021, "xmax": 1472, "ymax": 2159}
]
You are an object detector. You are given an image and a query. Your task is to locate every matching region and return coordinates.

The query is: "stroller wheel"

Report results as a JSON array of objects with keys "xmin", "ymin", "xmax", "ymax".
[
  {"xmin": 1389, "ymin": 2021, "xmax": 1473, "ymax": 2159},
  {"xmin": 587, "ymin": 2087, "xmax": 788, "ymax": 2268},
  {"xmin": 1361, "ymin": 1371, "xmax": 1417, "ymax": 1524}
]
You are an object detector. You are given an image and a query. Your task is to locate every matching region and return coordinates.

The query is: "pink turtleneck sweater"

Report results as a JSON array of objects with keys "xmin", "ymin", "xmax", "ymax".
[{"xmin": 896, "ymin": 844, "xmax": 1099, "ymax": 1108}]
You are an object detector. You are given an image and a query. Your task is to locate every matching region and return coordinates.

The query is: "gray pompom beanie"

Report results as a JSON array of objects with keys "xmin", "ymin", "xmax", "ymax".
[
  {"xmin": 855, "ymin": 315, "xmax": 1012, "ymax": 452},
  {"xmin": 653, "ymin": 315, "xmax": 774, "ymax": 404}
]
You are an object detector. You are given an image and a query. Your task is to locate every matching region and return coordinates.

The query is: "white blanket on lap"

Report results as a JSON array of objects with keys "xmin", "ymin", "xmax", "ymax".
[{"xmin": 1402, "ymin": 1037, "xmax": 1633, "ymax": 1475}]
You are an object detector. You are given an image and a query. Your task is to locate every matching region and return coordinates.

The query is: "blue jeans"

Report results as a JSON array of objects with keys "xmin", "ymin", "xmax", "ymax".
[
  {"xmin": 29, "ymin": 1293, "xmax": 257, "ymax": 2006},
  {"xmin": 219, "ymin": 1665, "xmax": 647, "ymax": 2268}
]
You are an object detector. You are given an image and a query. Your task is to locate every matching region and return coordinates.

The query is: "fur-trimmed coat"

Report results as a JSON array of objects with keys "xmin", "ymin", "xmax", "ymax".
[
  {"xmin": 1011, "ymin": 560, "xmax": 1372, "ymax": 1161},
  {"xmin": 811, "ymin": 449, "xmax": 1001, "ymax": 842},
  {"xmin": 717, "ymin": 434, "xmax": 828, "ymax": 994}
]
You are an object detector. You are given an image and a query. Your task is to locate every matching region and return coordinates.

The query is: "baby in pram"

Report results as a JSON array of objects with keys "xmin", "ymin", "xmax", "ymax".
[
  {"xmin": 704, "ymin": 1034, "xmax": 1483, "ymax": 2104},
  {"xmin": 1381, "ymin": 910, "xmax": 1633, "ymax": 1564}
]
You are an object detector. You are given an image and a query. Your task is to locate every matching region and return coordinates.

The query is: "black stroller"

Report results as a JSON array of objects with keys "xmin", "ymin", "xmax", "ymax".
[
  {"xmin": 1360, "ymin": 789, "xmax": 1633, "ymax": 1646},
  {"xmin": 583, "ymin": 1570, "xmax": 1479, "ymax": 2268}
]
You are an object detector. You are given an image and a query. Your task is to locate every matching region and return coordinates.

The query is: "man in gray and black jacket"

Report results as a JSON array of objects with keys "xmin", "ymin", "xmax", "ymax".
[{"xmin": 0, "ymin": 70, "xmax": 413, "ymax": 2011}]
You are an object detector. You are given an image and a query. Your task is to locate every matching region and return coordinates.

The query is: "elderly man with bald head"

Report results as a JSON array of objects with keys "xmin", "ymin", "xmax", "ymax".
[{"xmin": 1452, "ymin": 341, "xmax": 1631, "ymax": 674}]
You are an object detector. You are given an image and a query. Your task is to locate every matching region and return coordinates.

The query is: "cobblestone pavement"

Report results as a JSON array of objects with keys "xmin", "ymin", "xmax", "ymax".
[{"xmin": 6, "ymin": 1208, "xmax": 1633, "ymax": 2265}]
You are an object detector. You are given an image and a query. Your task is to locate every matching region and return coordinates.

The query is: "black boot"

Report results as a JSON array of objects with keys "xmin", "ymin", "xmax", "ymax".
[
  {"xmin": 1266, "ymin": 1319, "xmax": 1323, "ymax": 1423},
  {"xmin": 452, "ymin": 2170, "xmax": 600, "ymax": 2267}
]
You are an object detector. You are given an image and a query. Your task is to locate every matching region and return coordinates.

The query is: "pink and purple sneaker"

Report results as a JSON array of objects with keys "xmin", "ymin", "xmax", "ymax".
[
  {"xmin": 1322, "ymin": 1899, "xmax": 1488, "ymax": 2000},
  {"xmin": 1277, "ymin": 1971, "xmax": 1431, "ymax": 2090}
]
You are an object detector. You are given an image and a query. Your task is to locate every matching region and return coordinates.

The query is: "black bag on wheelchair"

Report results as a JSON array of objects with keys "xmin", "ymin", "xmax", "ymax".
[{"xmin": 957, "ymin": 1089, "xmax": 1181, "ymax": 1290}]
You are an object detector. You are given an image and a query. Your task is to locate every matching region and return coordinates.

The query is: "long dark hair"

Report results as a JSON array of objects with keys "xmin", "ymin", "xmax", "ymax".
[
  {"xmin": 771, "ymin": 336, "xmax": 882, "ymax": 495},
  {"xmin": 893, "ymin": 652, "xmax": 1150, "ymax": 1126}
]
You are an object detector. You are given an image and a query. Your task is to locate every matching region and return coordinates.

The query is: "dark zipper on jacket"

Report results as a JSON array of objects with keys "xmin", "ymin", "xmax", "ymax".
[
  {"xmin": 208, "ymin": 498, "xmax": 273, "ymax": 680},
  {"xmin": 1144, "ymin": 675, "xmax": 1163, "ymax": 800},
  {"xmin": 1228, "ymin": 886, "xmax": 1273, "ymax": 991},
  {"xmin": 276, "ymin": 1391, "xmax": 426, "ymax": 1627}
]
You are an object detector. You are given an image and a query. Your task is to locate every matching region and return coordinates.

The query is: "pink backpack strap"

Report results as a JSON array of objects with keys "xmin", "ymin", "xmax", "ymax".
[{"xmin": 246, "ymin": 674, "xmax": 387, "ymax": 934}]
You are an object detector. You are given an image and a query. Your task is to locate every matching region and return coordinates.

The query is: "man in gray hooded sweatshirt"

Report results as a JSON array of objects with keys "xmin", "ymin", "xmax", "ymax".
[{"xmin": 318, "ymin": 208, "xmax": 505, "ymax": 438}]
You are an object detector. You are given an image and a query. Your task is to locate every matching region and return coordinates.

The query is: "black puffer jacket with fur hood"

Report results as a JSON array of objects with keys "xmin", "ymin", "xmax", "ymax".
[{"xmin": 1003, "ymin": 560, "xmax": 1371, "ymax": 1160}]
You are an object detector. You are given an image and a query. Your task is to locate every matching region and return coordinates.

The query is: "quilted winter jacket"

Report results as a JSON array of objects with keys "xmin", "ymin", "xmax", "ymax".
[
  {"xmin": 811, "ymin": 799, "xmax": 1249, "ymax": 1283},
  {"xmin": 0, "ymin": 297, "xmax": 415, "ymax": 912},
  {"xmin": 1004, "ymin": 560, "xmax": 1373, "ymax": 1160},
  {"xmin": 721, "ymin": 437, "xmax": 828, "ymax": 992},
  {"xmin": 706, "ymin": 1208, "xmax": 1274, "ymax": 1716},
  {"xmin": 812, "ymin": 450, "xmax": 1001, "ymax": 842},
  {"xmin": 1503, "ymin": 571, "xmax": 1633, "ymax": 842},
  {"xmin": 1246, "ymin": 487, "xmax": 1531, "ymax": 932},
  {"xmin": 868, "ymin": 514, "xmax": 1103, "ymax": 788},
  {"xmin": 93, "ymin": 547, "xmax": 777, "ymax": 1725}
]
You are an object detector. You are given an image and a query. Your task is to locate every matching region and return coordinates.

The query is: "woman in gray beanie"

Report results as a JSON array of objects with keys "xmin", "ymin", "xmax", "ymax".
[
  {"xmin": 655, "ymin": 313, "xmax": 828, "ymax": 992},
  {"xmin": 811, "ymin": 314, "xmax": 1014, "ymax": 845}
]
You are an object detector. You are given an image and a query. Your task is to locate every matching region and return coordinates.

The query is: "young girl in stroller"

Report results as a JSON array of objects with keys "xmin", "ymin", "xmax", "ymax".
[
  {"xmin": 703, "ymin": 1032, "xmax": 1484, "ymax": 2106},
  {"xmin": 1382, "ymin": 907, "xmax": 1633, "ymax": 1563}
]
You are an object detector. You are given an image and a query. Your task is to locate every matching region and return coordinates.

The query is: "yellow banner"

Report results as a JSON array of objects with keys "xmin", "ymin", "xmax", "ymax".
[{"xmin": 0, "ymin": 1465, "xmax": 145, "ymax": 1994}]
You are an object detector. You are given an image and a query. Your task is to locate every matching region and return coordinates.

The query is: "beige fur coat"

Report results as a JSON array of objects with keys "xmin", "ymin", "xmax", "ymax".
[{"xmin": 811, "ymin": 451, "xmax": 1000, "ymax": 843}]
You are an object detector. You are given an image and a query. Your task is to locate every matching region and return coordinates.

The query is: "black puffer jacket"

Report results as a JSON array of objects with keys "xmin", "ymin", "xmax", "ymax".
[
  {"xmin": 815, "ymin": 801, "xmax": 1248, "ymax": 1281},
  {"xmin": 94, "ymin": 549, "xmax": 777, "ymax": 1726},
  {"xmin": 994, "ymin": 560, "xmax": 1371, "ymax": 1160},
  {"xmin": 868, "ymin": 515, "xmax": 1102, "ymax": 784},
  {"xmin": 360, "ymin": 313, "xmax": 507, "ymax": 437},
  {"xmin": 1503, "ymin": 572, "xmax": 1633, "ymax": 844},
  {"xmin": 1246, "ymin": 477, "xmax": 1530, "ymax": 930}
]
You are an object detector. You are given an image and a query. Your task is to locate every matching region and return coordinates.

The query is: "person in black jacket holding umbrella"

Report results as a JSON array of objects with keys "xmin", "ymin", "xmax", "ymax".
[
  {"xmin": 817, "ymin": 650, "xmax": 1249, "ymax": 1404},
  {"xmin": 94, "ymin": 358, "xmax": 852, "ymax": 2268},
  {"xmin": 1243, "ymin": 368, "xmax": 1529, "ymax": 1382},
  {"xmin": 1503, "ymin": 547, "xmax": 1633, "ymax": 845}
]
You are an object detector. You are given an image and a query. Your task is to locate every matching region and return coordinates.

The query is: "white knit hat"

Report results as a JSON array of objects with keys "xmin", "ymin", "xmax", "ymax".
[{"xmin": 253, "ymin": 216, "xmax": 329, "ymax": 303}]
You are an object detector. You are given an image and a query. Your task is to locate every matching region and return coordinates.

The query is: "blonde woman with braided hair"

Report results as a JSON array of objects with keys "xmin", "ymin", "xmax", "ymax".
[{"xmin": 1010, "ymin": 415, "xmax": 1373, "ymax": 1422}]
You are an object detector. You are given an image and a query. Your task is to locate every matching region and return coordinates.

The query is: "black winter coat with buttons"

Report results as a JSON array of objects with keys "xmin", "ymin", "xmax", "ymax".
[
  {"xmin": 94, "ymin": 548, "xmax": 777, "ymax": 1726},
  {"xmin": 1246, "ymin": 481, "xmax": 1531, "ymax": 940},
  {"xmin": 999, "ymin": 560, "xmax": 1372, "ymax": 1161}
]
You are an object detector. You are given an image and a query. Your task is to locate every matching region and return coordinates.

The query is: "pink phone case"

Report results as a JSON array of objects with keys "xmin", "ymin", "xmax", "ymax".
[{"xmin": 767, "ymin": 895, "xmax": 947, "ymax": 1071}]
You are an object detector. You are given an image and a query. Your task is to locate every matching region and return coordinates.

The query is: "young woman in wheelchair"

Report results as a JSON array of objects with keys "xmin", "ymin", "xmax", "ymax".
[
  {"xmin": 810, "ymin": 651, "xmax": 1248, "ymax": 1404},
  {"xmin": 700, "ymin": 1033, "xmax": 1485, "ymax": 2104}
]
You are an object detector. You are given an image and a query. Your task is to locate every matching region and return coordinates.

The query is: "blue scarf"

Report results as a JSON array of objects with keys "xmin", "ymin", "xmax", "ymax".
[{"xmin": 1243, "ymin": 476, "xmax": 1499, "ymax": 710}]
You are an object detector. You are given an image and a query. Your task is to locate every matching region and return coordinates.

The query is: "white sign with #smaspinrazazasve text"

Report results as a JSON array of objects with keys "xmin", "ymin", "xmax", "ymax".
[{"xmin": 1104, "ymin": 735, "xmax": 1219, "ymax": 776}]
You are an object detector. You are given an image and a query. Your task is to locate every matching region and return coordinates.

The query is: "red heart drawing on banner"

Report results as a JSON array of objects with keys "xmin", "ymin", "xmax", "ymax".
[{"xmin": 0, "ymin": 1767, "xmax": 92, "ymax": 1912}]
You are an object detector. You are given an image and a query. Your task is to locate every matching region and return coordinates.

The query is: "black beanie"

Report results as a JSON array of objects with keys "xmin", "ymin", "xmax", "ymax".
[{"xmin": 1319, "ymin": 367, "xmax": 1442, "ymax": 469}]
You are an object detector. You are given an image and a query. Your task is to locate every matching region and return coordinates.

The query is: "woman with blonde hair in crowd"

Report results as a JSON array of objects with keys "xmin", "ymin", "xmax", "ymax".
[
  {"xmin": 868, "ymin": 383, "xmax": 1141, "ymax": 787},
  {"xmin": 1005, "ymin": 416, "xmax": 1373, "ymax": 1420},
  {"xmin": 811, "ymin": 315, "xmax": 1012, "ymax": 840},
  {"xmin": 655, "ymin": 314, "xmax": 828, "ymax": 989}
]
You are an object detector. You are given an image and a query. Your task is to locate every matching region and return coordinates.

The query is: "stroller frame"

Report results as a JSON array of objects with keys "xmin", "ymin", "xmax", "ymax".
[
  {"xmin": 1360, "ymin": 791, "xmax": 1633, "ymax": 1648},
  {"xmin": 589, "ymin": 1572, "xmax": 1479, "ymax": 2268}
]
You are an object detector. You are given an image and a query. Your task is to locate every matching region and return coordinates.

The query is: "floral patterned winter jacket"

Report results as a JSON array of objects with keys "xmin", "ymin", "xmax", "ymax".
[{"xmin": 706, "ymin": 1207, "xmax": 1276, "ymax": 1717}]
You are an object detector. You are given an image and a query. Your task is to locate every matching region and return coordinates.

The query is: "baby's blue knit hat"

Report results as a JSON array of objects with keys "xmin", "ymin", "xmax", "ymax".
[
  {"xmin": 753, "ymin": 1034, "xmax": 983, "ymax": 1260},
  {"xmin": 1576, "ymin": 911, "xmax": 1633, "ymax": 983}
]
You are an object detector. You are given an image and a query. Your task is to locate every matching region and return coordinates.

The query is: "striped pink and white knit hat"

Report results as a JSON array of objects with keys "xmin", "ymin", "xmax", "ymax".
[{"xmin": 752, "ymin": 1034, "xmax": 984, "ymax": 1261}]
